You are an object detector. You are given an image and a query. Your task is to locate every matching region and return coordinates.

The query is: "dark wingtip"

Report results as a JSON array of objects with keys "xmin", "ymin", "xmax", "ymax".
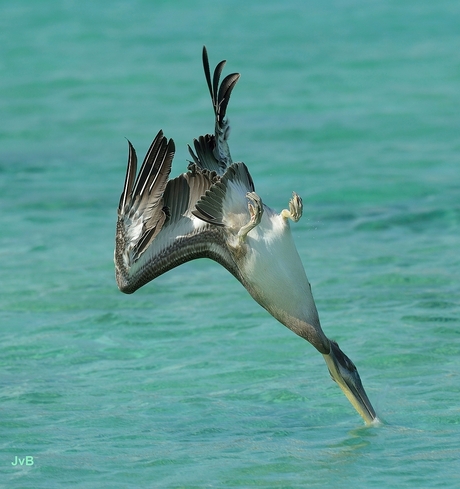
[
  {"xmin": 202, "ymin": 46, "xmax": 239, "ymax": 120},
  {"xmin": 202, "ymin": 46, "xmax": 213, "ymax": 103},
  {"xmin": 217, "ymin": 72, "xmax": 240, "ymax": 124},
  {"xmin": 212, "ymin": 60, "xmax": 227, "ymax": 108},
  {"xmin": 119, "ymin": 139, "xmax": 138, "ymax": 213},
  {"xmin": 166, "ymin": 137, "xmax": 176, "ymax": 161},
  {"xmin": 130, "ymin": 129, "xmax": 174, "ymax": 200}
]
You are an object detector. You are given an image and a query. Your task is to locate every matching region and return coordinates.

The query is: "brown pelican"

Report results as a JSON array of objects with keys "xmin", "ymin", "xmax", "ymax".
[{"xmin": 114, "ymin": 47, "xmax": 377, "ymax": 425}]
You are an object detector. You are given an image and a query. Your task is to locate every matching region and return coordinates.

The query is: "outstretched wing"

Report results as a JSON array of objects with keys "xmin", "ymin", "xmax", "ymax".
[
  {"xmin": 188, "ymin": 46, "xmax": 240, "ymax": 175},
  {"xmin": 115, "ymin": 51, "xmax": 252, "ymax": 294},
  {"xmin": 115, "ymin": 131, "xmax": 219, "ymax": 294},
  {"xmin": 117, "ymin": 130, "xmax": 173, "ymax": 265},
  {"xmin": 114, "ymin": 131, "xmax": 258, "ymax": 294}
]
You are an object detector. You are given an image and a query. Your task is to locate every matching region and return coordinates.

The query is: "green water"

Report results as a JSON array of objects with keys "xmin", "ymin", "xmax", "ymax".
[{"xmin": 1, "ymin": 0, "xmax": 459, "ymax": 487}]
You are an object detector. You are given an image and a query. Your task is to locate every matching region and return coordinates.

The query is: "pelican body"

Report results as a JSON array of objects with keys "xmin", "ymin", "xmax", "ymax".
[{"xmin": 114, "ymin": 47, "xmax": 377, "ymax": 424}]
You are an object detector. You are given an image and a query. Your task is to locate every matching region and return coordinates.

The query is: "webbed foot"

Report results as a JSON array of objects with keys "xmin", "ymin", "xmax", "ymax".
[
  {"xmin": 238, "ymin": 191, "xmax": 263, "ymax": 243},
  {"xmin": 281, "ymin": 192, "xmax": 303, "ymax": 222}
]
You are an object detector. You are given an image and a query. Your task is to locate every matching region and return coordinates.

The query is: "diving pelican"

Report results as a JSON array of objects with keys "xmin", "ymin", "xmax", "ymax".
[{"xmin": 114, "ymin": 47, "xmax": 377, "ymax": 425}]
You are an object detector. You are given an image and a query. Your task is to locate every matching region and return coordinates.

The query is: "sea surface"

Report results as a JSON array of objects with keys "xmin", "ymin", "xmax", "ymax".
[{"xmin": 1, "ymin": 1, "xmax": 459, "ymax": 487}]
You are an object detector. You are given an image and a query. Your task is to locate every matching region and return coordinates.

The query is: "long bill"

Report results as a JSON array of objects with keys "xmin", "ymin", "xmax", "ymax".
[{"xmin": 323, "ymin": 340, "xmax": 377, "ymax": 425}]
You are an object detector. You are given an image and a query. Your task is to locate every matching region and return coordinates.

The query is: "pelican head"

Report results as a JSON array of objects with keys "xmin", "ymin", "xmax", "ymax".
[{"xmin": 323, "ymin": 340, "xmax": 377, "ymax": 424}]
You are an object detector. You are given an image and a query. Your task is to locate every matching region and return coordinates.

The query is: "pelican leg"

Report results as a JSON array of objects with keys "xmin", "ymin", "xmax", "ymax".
[
  {"xmin": 281, "ymin": 192, "xmax": 303, "ymax": 222},
  {"xmin": 238, "ymin": 191, "xmax": 263, "ymax": 243}
]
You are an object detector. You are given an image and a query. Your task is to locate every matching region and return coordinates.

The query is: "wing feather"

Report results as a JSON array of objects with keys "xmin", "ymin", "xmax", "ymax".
[
  {"xmin": 217, "ymin": 73, "xmax": 240, "ymax": 125},
  {"xmin": 194, "ymin": 47, "xmax": 240, "ymax": 172},
  {"xmin": 115, "ymin": 50, "xmax": 249, "ymax": 295},
  {"xmin": 193, "ymin": 162, "xmax": 255, "ymax": 228},
  {"xmin": 118, "ymin": 140, "xmax": 137, "ymax": 213},
  {"xmin": 115, "ymin": 131, "xmax": 228, "ymax": 294},
  {"xmin": 187, "ymin": 135, "xmax": 223, "ymax": 174},
  {"xmin": 130, "ymin": 131, "xmax": 173, "ymax": 215}
]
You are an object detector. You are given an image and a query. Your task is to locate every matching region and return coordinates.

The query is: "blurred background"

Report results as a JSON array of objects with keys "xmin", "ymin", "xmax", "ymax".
[{"xmin": 1, "ymin": 1, "xmax": 459, "ymax": 487}]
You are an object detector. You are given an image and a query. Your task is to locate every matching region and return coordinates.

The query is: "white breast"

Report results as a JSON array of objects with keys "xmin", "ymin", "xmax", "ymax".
[{"xmin": 241, "ymin": 206, "xmax": 319, "ymax": 328}]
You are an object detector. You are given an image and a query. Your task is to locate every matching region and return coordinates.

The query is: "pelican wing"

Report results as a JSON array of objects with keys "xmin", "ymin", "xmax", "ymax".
[
  {"xmin": 188, "ymin": 47, "xmax": 240, "ymax": 175},
  {"xmin": 202, "ymin": 45, "xmax": 240, "ymax": 132},
  {"xmin": 117, "ymin": 130, "xmax": 173, "ymax": 263},
  {"xmin": 187, "ymin": 134, "xmax": 222, "ymax": 174},
  {"xmin": 115, "ymin": 49, "xmax": 244, "ymax": 294},
  {"xmin": 115, "ymin": 131, "xmax": 220, "ymax": 294},
  {"xmin": 193, "ymin": 162, "xmax": 255, "ymax": 230}
]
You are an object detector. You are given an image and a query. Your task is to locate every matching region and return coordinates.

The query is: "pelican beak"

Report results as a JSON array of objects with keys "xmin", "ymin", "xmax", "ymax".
[{"xmin": 323, "ymin": 340, "xmax": 377, "ymax": 425}]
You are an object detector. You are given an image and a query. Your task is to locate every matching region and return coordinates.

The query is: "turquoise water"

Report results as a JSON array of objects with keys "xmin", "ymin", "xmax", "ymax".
[{"xmin": 1, "ymin": 0, "xmax": 459, "ymax": 487}]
